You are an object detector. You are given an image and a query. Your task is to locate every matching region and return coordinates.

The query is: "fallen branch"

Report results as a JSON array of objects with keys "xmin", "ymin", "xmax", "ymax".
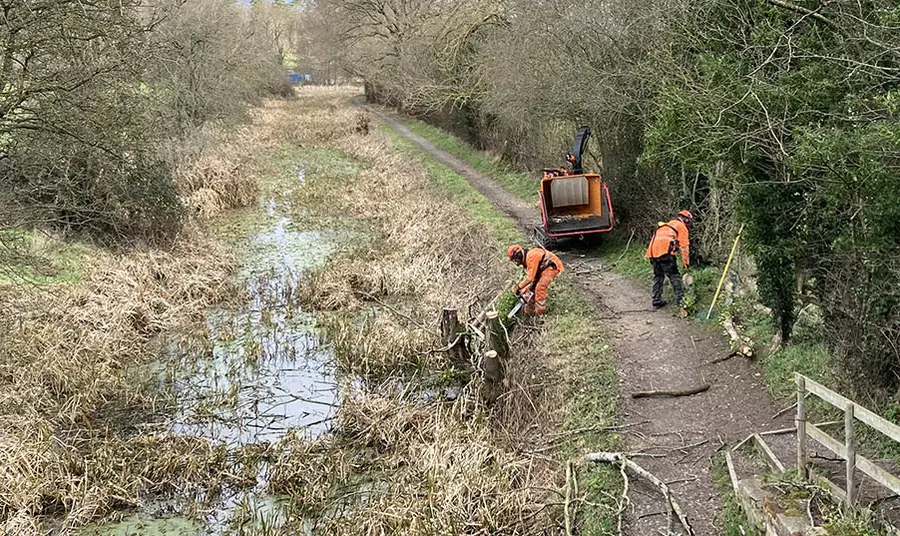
[
  {"xmin": 632, "ymin": 384, "xmax": 710, "ymax": 399},
  {"xmin": 584, "ymin": 451, "xmax": 695, "ymax": 536},
  {"xmin": 710, "ymin": 353, "xmax": 737, "ymax": 364},
  {"xmin": 357, "ymin": 291, "xmax": 428, "ymax": 329},
  {"xmin": 616, "ymin": 457, "xmax": 630, "ymax": 535},
  {"xmin": 771, "ymin": 399, "xmax": 799, "ymax": 421},
  {"xmin": 613, "ymin": 228, "xmax": 637, "ymax": 266},
  {"xmin": 564, "ymin": 461, "xmax": 574, "ymax": 536}
]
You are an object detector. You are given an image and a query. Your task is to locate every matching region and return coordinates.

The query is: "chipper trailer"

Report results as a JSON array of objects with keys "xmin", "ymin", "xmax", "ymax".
[{"xmin": 532, "ymin": 126, "xmax": 615, "ymax": 248}]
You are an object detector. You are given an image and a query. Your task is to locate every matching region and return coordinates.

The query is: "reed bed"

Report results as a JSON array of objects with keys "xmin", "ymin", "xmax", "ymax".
[
  {"xmin": 274, "ymin": 89, "xmax": 581, "ymax": 535},
  {"xmin": 0, "ymin": 87, "xmax": 610, "ymax": 534}
]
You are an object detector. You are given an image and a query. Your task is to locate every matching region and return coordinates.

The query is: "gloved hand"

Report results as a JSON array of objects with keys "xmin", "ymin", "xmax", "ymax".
[{"xmin": 513, "ymin": 285, "xmax": 521, "ymax": 297}]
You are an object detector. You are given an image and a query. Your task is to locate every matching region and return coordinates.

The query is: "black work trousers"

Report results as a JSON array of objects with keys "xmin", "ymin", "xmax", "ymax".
[{"xmin": 650, "ymin": 255, "xmax": 684, "ymax": 306}]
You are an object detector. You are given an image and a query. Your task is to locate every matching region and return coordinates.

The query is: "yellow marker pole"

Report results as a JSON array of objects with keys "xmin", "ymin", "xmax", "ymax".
[{"xmin": 706, "ymin": 224, "xmax": 745, "ymax": 320}]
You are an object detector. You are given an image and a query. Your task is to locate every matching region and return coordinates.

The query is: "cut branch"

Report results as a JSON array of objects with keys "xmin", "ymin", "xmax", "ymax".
[
  {"xmin": 584, "ymin": 451, "xmax": 696, "ymax": 536},
  {"xmin": 631, "ymin": 384, "xmax": 710, "ymax": 399}
]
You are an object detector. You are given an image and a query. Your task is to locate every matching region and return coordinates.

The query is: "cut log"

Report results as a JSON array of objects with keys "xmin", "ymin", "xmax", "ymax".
[
  {"xmin": 584, "ymin": 451, "xmax": 695, "ymax": 536},
  {"xmin": 631, "ymin": 384, "xmax": 710, "ymax": 399},
  {"xmin": 484, "ymin": 311, "xmax": 509, "ymax": 360},
  {"xmin": 723, "ymin": 315, "xmax": 754, "ymax": 358}
]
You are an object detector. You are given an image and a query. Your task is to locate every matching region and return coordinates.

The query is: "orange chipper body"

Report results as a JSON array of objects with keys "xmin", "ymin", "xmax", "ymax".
[{"xmin": 533, "ymin": 126, "xmax": 615, "ymax": 248}]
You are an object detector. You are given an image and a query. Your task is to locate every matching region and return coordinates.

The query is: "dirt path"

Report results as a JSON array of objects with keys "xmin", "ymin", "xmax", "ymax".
[{"xmin": 375, "ymin": 111, "xmax": 791, "ymax": 535}]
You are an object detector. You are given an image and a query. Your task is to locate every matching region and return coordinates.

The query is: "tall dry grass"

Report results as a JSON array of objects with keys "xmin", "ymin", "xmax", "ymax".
[
  {"xmin": 274, "ymin": 89, "xmax": 575, "ymax": 534},
  {"xmin": 170, "ymin": 87, "xmax": 365, "ymax": 218}
]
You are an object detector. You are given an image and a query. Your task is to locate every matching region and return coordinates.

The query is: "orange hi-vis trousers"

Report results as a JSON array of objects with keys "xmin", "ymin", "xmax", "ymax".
[{"xmin": 525, "ymin": 267, "xmax": 560, "ymax": 315}]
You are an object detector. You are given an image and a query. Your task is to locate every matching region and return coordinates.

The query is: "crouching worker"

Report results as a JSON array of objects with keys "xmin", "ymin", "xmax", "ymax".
[
  {"xmin": 507, "ymin": 244, "xmax": 564, "ymax": 314},
  {"xmin": 645, "ymin": 210, "xmax": 693, "ymax": 309}
]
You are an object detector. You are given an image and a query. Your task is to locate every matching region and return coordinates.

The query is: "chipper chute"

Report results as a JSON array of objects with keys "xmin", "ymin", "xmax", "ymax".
[{"xmin": 532, "ymin": 126, "xmax": 615, "ymax": 248}]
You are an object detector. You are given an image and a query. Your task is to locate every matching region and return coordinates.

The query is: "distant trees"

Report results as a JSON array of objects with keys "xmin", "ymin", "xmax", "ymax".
[{"xmin": 0, "ymin": 0, "xmax": 292, "ymax": 242}]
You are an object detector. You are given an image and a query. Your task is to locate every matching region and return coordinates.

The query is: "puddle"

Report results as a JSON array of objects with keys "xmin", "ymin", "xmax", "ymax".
[{"xmin": 85, "ymin": 162, "xmax": 343, "ymax": 535}]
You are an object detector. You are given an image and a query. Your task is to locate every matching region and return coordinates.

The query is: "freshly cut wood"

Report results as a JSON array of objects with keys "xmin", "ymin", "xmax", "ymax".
[
  {"xmin": 584, "ymin": 451, "xmax": 695, "ymax": 536},
  {"xmin": 484, "ymin": 311, "xmax": 509, "ymax": 360},
  {"xmin": 632, "ymin": 384, "xmax": 710, "ymax": 399},
  {"xmin": 723, "ymin": 315, "xmax": 754, "ymax": 358}
]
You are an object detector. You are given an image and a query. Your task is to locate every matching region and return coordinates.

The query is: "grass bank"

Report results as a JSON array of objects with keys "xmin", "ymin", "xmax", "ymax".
[{"xmin": 258, "ymin": 94, "xmax": 623, "ymax": 534}]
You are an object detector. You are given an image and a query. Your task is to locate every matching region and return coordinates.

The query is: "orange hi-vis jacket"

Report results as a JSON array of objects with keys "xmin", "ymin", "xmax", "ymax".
[
  {"xmin": 517, "ymin": 248, "xmax": 564, "ymax": 292},
  {"xmin": 645, "ymin": 219, "xmax": 690, "ymax": 265}
]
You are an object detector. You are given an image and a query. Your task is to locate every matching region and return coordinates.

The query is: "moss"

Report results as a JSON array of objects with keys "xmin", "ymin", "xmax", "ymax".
[{"xmin": 0, "ymin": 229, "xmax": 98, "ymax": 286}]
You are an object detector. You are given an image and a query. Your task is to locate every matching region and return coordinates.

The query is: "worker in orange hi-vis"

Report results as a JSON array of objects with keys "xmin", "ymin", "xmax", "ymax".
[
  {"xmin": 645, "ymin": 210, "xmax": 693, "ymax": 309},
  {"xmin": 507, "ymin": 245, "xmax": 565, "ymax": 314}
]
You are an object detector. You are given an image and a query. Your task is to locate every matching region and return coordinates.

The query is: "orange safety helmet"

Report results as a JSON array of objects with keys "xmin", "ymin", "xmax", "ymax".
[
  {"xmin": 507, "ymin": 244, "xmax": 525, "ymax": 263},
  {"xmin": 678, "ymin": 209, "xmax": 694, "ymax": 229}
]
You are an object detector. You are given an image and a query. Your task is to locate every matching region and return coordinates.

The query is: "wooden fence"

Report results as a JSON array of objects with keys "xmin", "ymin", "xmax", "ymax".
[{"xmin": 796, "ymin": 373, "xmax": 900, "ymax": 507}]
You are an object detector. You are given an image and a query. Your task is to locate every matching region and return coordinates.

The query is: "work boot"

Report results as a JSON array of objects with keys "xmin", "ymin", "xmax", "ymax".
[
  {"xmin": 652, "ymin": 300, "xmax": 667, "ymax": 309},
  {"xmin": 524, "ymin": 303, "xmax": 536, "ymax": 315}
]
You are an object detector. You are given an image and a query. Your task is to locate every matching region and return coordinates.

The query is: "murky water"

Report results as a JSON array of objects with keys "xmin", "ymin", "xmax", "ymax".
[
  {"xmin": 82, "ymin": 167, "xmax": 340, "ymax": 535},
  {"xmin": 167, "ymin": 225, "xmax": 337, "ymax": 445}
]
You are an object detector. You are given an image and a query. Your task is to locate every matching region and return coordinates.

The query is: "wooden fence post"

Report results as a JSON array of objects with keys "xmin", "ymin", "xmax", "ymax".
[
  {"xmin": 797, "ymin": 375, "xmax": 808, "ymax": 480},
  {"xmin": 845, "ymin": 402, "xmax": 856, "ymax": 508}
]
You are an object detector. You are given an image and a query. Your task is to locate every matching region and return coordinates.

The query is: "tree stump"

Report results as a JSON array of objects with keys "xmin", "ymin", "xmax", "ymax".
[
  {"xmin": 481, "ymin": 312, "xmax": 509, "ymax": 403},
  {"xmin": 440, "ymin": 308, "xmax": 470, "ymax": 368},
  {"xmin": 484, "ymin": 312, "xmax": 509, "ymax": 360},
  {"xmin": 481, "ymin": 350, "xmax": 502, "ymax": 403}
]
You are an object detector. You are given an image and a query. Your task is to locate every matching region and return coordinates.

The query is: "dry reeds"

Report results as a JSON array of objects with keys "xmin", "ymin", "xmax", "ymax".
[
  {"xmin": 274, "ymin": 90, "xmax": 575, "ymax": 534},
  {"xmin": 270, "ymin": 382, "xmax": 562, "ymax": 535},
  {"xmin": 0, "ymin": 232, "xmax": 239, "ymax": 533},
  {"xmin": 0, "ymin": 87, "xmax": 587, "ymax": 535}
]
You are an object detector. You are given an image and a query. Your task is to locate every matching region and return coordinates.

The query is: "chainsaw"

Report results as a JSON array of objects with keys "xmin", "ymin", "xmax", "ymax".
[{"xmin": 507, "ymin": 289, "xmax": 534, "ymax": 319}]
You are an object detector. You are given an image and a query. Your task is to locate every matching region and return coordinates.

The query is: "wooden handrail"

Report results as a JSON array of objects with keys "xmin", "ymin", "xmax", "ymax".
[{"xmin": 795, "ymin": 373, "xmax": 900, "ymax": 508}]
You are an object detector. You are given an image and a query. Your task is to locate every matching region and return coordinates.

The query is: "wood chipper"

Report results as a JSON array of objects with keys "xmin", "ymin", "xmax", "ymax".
[{"xmin": 532, "ymin": 126, "xmax": 615, "ymax": 248}]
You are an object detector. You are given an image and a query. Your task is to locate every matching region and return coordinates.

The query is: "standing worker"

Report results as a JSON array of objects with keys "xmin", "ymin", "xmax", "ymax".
[
  {"xmin": 645, "ymin": 210, "xmax": 693, "ymax": 309},
  {"xmin": 507, "ymin": 245, "xmax": 564, "ymax": 315}
]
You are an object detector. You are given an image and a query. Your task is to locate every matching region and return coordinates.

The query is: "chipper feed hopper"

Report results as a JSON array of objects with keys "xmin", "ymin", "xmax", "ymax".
[{"xmin": 532, "ymin": 126, "xmax": 615, "ymax": 248}]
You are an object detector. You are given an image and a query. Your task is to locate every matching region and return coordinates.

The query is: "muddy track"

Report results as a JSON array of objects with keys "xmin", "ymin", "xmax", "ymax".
[{"xmin": 373, "ymin": 109, "xmax": 791, "ymax": 535}]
